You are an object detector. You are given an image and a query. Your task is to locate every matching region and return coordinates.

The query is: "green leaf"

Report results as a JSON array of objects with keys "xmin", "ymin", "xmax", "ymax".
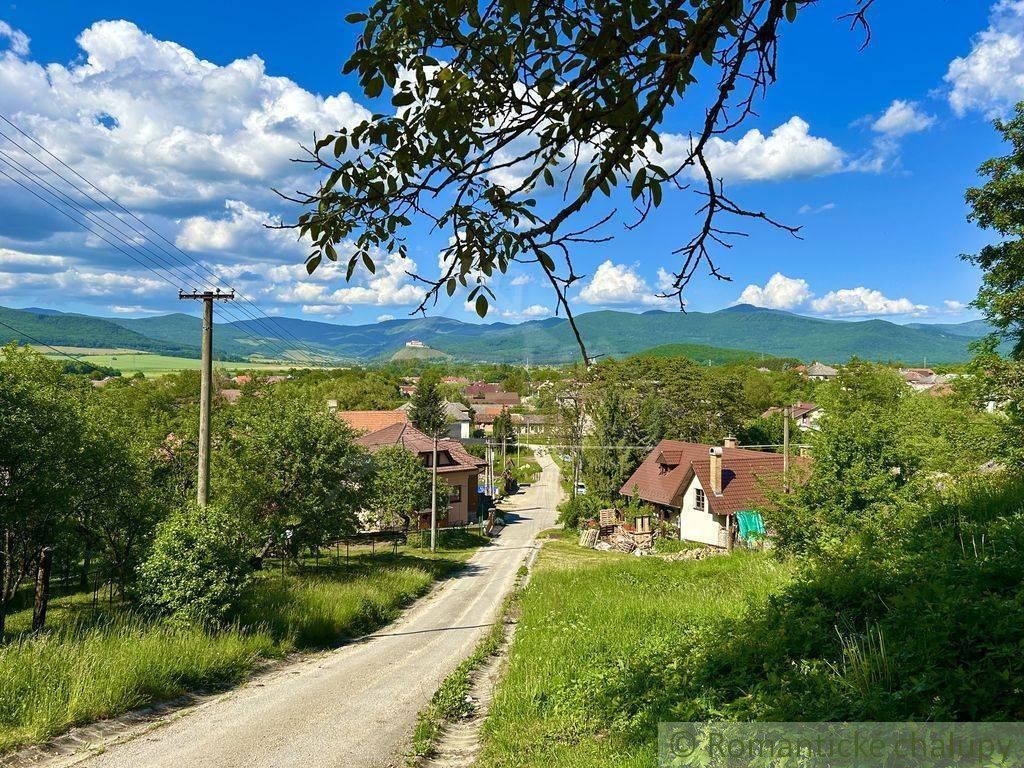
[
  {"xmin": 345, "ymin": 12, "xmax": 367, "ymax": 23},
  {"xmin": 785, "ymin": 0, "xmax": 797, "ymax": 22},
  {"xmin": 362, "ymin": 253, "xmax": 377, "ymax": 274},
  {"xmin": 475, "ymin": 294, "xmax": 488, "ymax": 318},
  {"xmin": 306, "ymin": 255, "xmax": 322, "ymax": 275},
  {"xmin": 392, "ymin": 91, "xmax": 415, "ymax": 107},
  {"xmin": 631, "ymin": 168, "xmax": 646, "ymax": 200}
]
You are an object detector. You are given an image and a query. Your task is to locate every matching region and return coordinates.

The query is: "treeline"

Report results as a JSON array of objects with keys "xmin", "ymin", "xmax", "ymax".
[
  {"xmin": 540, "ymin": 355, "xmax": 815, "ymax": 502},
  {"xmin": 0, "ymin": 345, "xmax": 446, "ymax": 634}
]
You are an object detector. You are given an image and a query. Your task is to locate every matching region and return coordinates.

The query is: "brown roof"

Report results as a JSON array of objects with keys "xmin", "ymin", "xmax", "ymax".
[
  {"xmin": 464, "ymin": 382, "xmax": 501, "ymax": 396},
  {"xmin": 468, "ymin": 392, "xmax": 521, "ymax": 406},
  {"xmin": 473, "ymin": 405, "xmax": 510, "ymax": 424},
  {"xmin": 355, "ymin": 423, "xmax": 485, "ymax": 474},
  {"xmin": 620, "ymin": 439, "xmax": 805, "ymax": 514},
  {"xmin": 338, "ymin": 410, "xmax": 409, "ymax": 433},
  {"xmin": 690, "ymin": 455, "xmax": 806, "ymax": 516}
]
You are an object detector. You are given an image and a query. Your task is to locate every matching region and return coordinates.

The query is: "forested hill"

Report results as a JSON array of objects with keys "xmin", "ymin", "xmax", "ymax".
[{"xmin": 0, "ymin": 304, "xmax": 992, "ymax": 364}]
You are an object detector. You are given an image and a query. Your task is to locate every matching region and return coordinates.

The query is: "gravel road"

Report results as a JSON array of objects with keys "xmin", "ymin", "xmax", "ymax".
[{"xmin": 36, "ymin": 451, "xmax": 561, "ymax": 768}]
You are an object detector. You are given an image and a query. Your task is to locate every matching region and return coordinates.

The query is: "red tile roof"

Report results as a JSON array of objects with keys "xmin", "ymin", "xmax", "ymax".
[
  {"xmin": 620, "ymin": 439, "xmax": 806, "ymax": 515},
  {"xmin": 355, "ymin": 423, "xmax": 485, "ymax": 474},
  {"xmin": 468, "ymin": 391, "xmax": 521, "ymax": 406},
  {"xmin": 338, "ymin": 410, "xmax": 409, "ymax": 433},
  {"xmin": 464, "ymin": 382, "xmax": 501, "ymax": 396}
]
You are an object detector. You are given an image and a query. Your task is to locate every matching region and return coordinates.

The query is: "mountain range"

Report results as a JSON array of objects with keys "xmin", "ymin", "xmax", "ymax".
[{"xmin": 0, "ymin": 304, "xmax": 997, "ymax": 366}]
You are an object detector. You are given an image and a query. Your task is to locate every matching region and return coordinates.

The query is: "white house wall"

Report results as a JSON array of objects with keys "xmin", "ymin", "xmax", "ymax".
[{"xmin": 678, "ymin": 476, "xmax": 727, "ymax": 546}]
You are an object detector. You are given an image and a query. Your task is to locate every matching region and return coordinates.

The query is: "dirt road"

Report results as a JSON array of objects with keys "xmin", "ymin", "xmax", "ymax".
[{"xmin": 39, "ymin": 452, "xmax": 561, "ymax": 768}]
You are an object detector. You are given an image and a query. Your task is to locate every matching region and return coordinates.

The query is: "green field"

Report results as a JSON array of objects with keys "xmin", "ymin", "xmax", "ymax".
[
  {"xmin": 43, "ymin": 351, "xmax": 296, "ymax": 377},
  {"xmin": 477, "ymin": 541, "xmax": 792, "ymax": 768}
]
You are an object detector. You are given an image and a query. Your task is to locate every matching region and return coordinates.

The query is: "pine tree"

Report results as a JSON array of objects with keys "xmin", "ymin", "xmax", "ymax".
[{"xmin": 409, "ymin": 376, "xmax": 449, "ymax": 436}]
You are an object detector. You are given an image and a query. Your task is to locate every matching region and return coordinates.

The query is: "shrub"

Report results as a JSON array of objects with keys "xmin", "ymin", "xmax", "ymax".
[
  {"xmin": 556, "ymin": 494, "xmax": 604, "ymax": 530},
  {"xmin": 139, "ymin": 502, "xmax": 253, "ymax": 626}
]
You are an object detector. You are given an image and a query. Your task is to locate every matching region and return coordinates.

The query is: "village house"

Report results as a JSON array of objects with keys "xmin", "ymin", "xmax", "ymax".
[
  {"xmin": 805, "ymin": 361, "xmax": 839, "ymax": 381},
  {"xmin": 397, "ymin": 400, "xmax": 473, "ymax": 439},
  {"xmin": 472, "ymin": 405, "xmax": 508, "ymax": 436},
  {"xmin": 761, "ymin": 401, "xmax": 822, "ymax": 431},
  {"xmin": 511, "ymin": 412, "xmax": 551, "ymax": 437},
  {"xmin": 337, "ymin": 409, "xmax": 409, "ymax": 433},
  {"xmin": 620, "ymin": 438, "xmax": 805, "ymax": 548},
  {"xmin": 899, "ymin": 367, "xmax": 955, "ymax": 394},
  {"xmin": 355, "ymin": 423, "xmax": 486, "ymax": 528}
]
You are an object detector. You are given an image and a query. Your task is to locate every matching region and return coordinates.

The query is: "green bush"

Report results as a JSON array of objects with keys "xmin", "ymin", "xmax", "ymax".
[
  {"xmin": 555, "ymin": 494, "xmax": 604, "ymax": 530},
  {"xmin": 139, "ymin": 502, "xmax": 253, "ymax": 626}
]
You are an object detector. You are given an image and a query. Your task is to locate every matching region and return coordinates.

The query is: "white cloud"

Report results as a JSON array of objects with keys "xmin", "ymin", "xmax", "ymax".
[
  {"xmin": 946, "ymin": 1, "xmax": 1024, "ymax": 116},
  {"xmin": 510, "ymin": 274, "xmax": 533, "ymax": 286},
  {"xmin": 660, "ymin": 117, "xmax": 845, "ymax": 183},
  {"xmin": 798, "ymin": 202, "xmax": 836, "ymax": 215},
  {"xmin": 263, "ymin": 250, "xmax": 423, "ymax": 309},
  {"xmin": 500, "ymin": 304, "xmax": 550, "ymax": 320},
  {"xmin": 577, "ymin": 260, "xmax": 668, "ymax": 307},
  {"xmin": 377, "ymin": 313, "xmax": 395, "ymax": 322},
  {"xmin": 0, "ymin": 21, "xmax": 30, "ymax": 56},
  {"xmin": 0, "ymin": 264, "xmax": 162, "ymax": 298},
  {"xmin": 0, "ymin": 20, "xmax": 369, "ymax": 213},
  {"xmin": 175, "ymin": 200, "xmax": 302, "ymax": 256},
  {"xmin": 735, "ymin": 273, "xmax": 933, "ymax": 318},
  {"xmin": 0, "ymin": 247, "xmax": 66, "ymax": 270},
  {"xmin": 810, "ymin": 287, "xmax": 929, "ymax": 317},
  {"xmin": 110, "ymin": 304, "xmax": 163, "ymax": 314},
  {"xmin": 943, "ymin": 299, "xmax": 968, "ymax": 313},
  {"xmin": 871, "ymin": 100, "xmax": 936, "ymax": 138},
  {"xmin": 737, "ymin": 273, "xmax": 813, "ymax": 310}
]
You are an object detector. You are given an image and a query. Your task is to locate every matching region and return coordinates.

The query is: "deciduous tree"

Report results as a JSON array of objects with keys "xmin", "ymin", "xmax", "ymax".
[{"xmin": 285, "ymin": 0, "xmax": 876, "ymax": 359}]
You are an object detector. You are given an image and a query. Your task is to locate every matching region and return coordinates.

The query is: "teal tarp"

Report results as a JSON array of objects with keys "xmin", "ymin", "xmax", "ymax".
[{"xmin": 735, "ymin": 510, "xmax": 766, "ymax": 543}]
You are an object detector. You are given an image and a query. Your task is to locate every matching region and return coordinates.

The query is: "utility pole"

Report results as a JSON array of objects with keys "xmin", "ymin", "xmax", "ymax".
[
  {"xmin": 782, "ymin": 405, "xmax": 791, "ymax": 493},
  {"xmin": 179, "ymin": 289, "xmax": 234, "ymax": 506},
  {"xmin": 430, "ymin": 434, "xmax": 438, "ymax": 553}
]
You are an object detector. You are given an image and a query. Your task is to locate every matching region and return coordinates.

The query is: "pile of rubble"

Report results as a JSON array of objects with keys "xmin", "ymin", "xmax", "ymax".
[
  {"xmin": 657, "ymin": 546, "xmax": 723, "ymax": 562},
  {"xmin": 578, "ymin": 508, "xmax": 655, "ymax": 556}
]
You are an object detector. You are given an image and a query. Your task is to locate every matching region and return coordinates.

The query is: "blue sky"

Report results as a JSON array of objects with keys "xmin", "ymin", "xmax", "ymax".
[{"xmin": 0, "ymin": 0, "xmax": 1014, "ymax": 326}]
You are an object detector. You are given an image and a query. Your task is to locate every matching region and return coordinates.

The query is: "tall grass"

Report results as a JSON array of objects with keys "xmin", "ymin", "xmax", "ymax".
[
  {"xmin": 477, "ymin": 543, "xmax": 791, "ymax": 768},
  {"xmin": 238, "ymin": 566, "xmax": 435, "ymax": 649},
  {"xmin": 0, "ymin": 535, "xmax": 485, "ymax": 755},
  {"xmin": 0, "ymin": 617, "xmax": 274, "ymax": 753}
]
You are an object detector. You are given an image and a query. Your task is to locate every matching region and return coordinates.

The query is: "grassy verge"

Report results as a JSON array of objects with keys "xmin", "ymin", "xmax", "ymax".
[
  {"xmin": 0, "ymin": 532, "xmax": 485, "ymax": 755},
  {"xmin": 410, "ymin": 590, "xmax": 516, "ymax": 760},
  {"xmin": 475, "ymin": 541, "xmax": 792, "ymax": 768}
]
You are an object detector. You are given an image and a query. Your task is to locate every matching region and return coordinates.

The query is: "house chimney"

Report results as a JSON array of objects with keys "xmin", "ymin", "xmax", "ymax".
[
  {"xmin": 723, "ymin": 436, "xmax": 738, "ymax": 449},
  {"xmin": 709, "ymin": 446, "xmax": 723, "ymax": 496}
]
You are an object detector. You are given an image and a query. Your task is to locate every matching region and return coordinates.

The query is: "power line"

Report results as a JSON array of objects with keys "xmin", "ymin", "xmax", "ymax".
[
  {"xmin": 0, "ymin": 143, "xmax": 305, "ymax": 364},
  {"xmin": 0, "ymin": 151, "xmax": 305, "ymax": 364},
  {"xmin": 0, "ymin": 113, "xmax": 334, "ymax": 366}
]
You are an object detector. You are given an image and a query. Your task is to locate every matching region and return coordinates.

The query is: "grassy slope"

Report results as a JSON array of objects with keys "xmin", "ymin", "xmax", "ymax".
[
  {"xmin": 0, "ymin": 532, "xmax": 485, "ymax": 754},
  {"xmin": 477, "ymin": 542, "xmax": 791, "ymax": 768},
  {"xmin": 0, "ymin": 307, "xmax": 195, "ymax": 357},
  {"xmin": 44, "ymin": 352, "xmax": 294, "ymax": 377},
  {"xmin": 389, "ymin": 345, "xmax": 449, "ymax": 362}
]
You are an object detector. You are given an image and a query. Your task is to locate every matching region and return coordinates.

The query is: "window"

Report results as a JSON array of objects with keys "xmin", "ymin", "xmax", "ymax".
[
  {"xmin": 449, "ymin": 484, "xmax": 462, "ymax": 503},
  {"xmin": 694, "ymin": 488, "xmax": 705, "ymax": 511}
]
